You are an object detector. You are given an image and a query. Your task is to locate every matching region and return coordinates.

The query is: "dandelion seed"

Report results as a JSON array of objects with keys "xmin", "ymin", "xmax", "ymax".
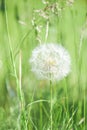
[{"xmin": 29, "ymin": 43, "xmax": 71, "ymax": 81}]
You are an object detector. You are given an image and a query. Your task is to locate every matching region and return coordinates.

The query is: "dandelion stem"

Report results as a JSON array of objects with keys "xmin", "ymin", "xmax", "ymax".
[{"xmin": 50, "ymin": 80, "xmax": 53, "ymax": 130}]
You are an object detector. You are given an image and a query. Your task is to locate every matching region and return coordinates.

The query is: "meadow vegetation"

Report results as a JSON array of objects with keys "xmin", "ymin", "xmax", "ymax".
[{"xmin": 0, "ymin": 0, "xmax": 87, "ymax": 129}]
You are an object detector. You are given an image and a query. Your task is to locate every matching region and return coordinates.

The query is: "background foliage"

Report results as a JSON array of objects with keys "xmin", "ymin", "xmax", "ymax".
[{"xmin": 0, "ymin": 0, "xmax": 87, "ymax": 129}]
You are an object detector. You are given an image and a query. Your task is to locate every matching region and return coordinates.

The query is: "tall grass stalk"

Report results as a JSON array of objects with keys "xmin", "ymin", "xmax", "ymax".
[
  {"xmin": 5, "ymin": 1, "xmax": 26, "ymax": 129},
  {"xmin": 5, "ymin": 0, "xmax": 19, "ymax": 103},
  {"xmin": 19, "ymin": 51, "xmax": 27, "ymax": 130}
]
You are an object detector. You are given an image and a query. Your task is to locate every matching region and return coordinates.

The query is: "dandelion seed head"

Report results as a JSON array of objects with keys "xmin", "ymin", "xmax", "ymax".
[{"xmin": 30, "ymin": 43, "xmax": 71, "ymax": 81}]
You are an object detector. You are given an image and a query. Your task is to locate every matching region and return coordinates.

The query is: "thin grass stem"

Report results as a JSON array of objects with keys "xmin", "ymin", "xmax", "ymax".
[
  {"xmin": 45, "ymin": 20, "xmax": 49, "ymax": 43},
  {"xmin": 84, "ymin": 88, "xmax": 85, "ymax": 130},
  {"xmin": 50, "ymin": 80, "xmax": 53, "ymax": 130}
]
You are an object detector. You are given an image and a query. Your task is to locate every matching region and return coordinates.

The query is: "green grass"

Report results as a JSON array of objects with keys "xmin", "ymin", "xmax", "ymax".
[{"xmin": 0, "ymin": 0, "xmax": 87, "ymax": 129}]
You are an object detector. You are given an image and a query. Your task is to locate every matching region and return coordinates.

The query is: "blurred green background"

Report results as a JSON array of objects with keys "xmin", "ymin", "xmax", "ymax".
[{"xmin": 0, "ymin": 0, "xmax": 87, "ymax": 129}]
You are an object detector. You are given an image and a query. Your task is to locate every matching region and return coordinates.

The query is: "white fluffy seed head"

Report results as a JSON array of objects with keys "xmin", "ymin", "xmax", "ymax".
[{"xmin": 29, "ymin": 43, "xmax": 71, "ymax": 81}]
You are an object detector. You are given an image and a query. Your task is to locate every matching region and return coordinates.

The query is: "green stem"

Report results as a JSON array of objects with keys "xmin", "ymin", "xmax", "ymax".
[
  {"xmin": 84, "ymin": 89, "xmax": 85, "ymax": 130},
  {"xmin": 45, "ymin": 20, "xmax": 49, "ymax": 43},
  {"xmin": 50, "ymin": 80, "xmax": 52, "ymax": 130},
  {"xmin": 40, "ymin": 102, "xmax": 42, "ymax": 129},
  {"xmin": 19, "ymin": 50, "xmax": 25, "ymax": 109}
]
